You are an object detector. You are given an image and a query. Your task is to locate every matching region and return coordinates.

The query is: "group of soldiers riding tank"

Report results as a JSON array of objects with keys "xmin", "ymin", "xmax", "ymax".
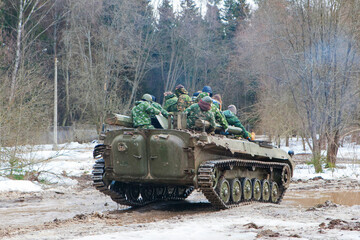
[{"xmin": 131, "ymin": 84, "xmax": 252, "ymax": 140}]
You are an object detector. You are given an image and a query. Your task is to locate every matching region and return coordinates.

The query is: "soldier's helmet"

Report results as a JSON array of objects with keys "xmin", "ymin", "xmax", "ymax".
[
  {"xmin": 142, "ymin": 94, "xmax": 153, "ymax": 102},
  {"xmin": 151, "ymin": 95, "xmax": 156, "ymax": 102},
  {"xmin": 202, "ymin": 96, "xmax": 212, "ymax": 103},
  {"xmin": 228, "ymin": 105, "xmax": 237, "ymax": 114},
  {"xmin": 202, "ymin": 86, "xmax": 213, "ymax": 97}
]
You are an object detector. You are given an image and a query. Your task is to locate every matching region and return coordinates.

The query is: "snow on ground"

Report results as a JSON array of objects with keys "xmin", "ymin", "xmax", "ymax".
[
  {"xmin": 75, "ymin": 214, "xmax": 260, "ymax": 240},
  {"xmin": 0, "ymin": 141, "xmax": 97, "ymax": 190},
  {"xmin": 0, "ymin": 179, "xmax": 42, "ymax": 192},
  {"xmin": 293, "ymin": 163, "xmax": 360, "ymax": 180},
  {"xmin": 280, "ymin": 136, "xmax": 360, "ymax": 161},
  {"xmin": 279, "ymin": 136, "xmax": 360, "ymax": 180},
  {"xmin": 0, "ymin": 137, "xmax": 360, "ymax": 192}
]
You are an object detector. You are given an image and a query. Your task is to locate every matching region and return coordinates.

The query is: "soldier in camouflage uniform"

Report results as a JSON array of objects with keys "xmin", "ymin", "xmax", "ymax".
[
  {"xmin": 195, "ymin": 86, "xmax": 213, "ymax": 102},
  {"xmin": 184, "ymin": 96, "xmax": 216, "ymax": 132},
  {"xmin": 223, "ymin": 105, "xmax": 251, "ymax": 140},
  {"xmin": 212, "ymin": 94, "xmax": 222, "ymax": 110},
  {"xmin": 131, "ymin": 94, "xmax": 161, "ymax": 129},
  {"xmin": 163, "ymin": 91, "xmax": 178, "ymax": 113},
  {"xmin": 175, "ymin": 84, "xmax": 192, "ymax": 112},
  {"xmin": 191, "ymin": 91, "xmax": 201, "ymax": 102},
  {"xmin": 210, "ymin": 103, "xmax": 228, "ymax": 131},
  {"xmin": 192, "ymin": 86, "xmax": 227, "ymax": 131},
  {"xmin": 150, "ymin": 95, "xmax": 169, "ymax": 118}
]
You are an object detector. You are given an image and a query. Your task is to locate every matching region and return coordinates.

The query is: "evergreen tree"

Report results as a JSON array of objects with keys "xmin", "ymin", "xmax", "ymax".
[
  {"xmin": 156, "ymin": 0, "xmax": 179, "ymax": 92},
  {"xmin": 222, "ymin": 0, "xmax": 250, "ymax": 39}
]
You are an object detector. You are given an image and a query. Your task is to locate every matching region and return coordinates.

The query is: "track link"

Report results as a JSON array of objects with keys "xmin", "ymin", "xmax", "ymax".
[{"xmin": 198, "ymin": 159, "xmax": 289, "ymax": 209}]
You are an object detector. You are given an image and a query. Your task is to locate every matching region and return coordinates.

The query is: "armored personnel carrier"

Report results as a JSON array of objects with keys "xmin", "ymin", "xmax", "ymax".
[{"xmin": 92, "ymin": 113, "xmax": 294, "ymax": 209}]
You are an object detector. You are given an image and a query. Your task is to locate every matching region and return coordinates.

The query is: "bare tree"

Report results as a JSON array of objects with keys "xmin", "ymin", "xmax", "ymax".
[
  {"xmin": 8, "ymin": 0, "xmax": 54, "ymax": 105},
  {"xmin": 60, "ymin": 0, "xmax": 158, "ymax": 127},
  {"xmin": 248, "ymin": 0, "xmax": 360, "ymax": 169},
  {"xmin": 0, "ymin": 0, "xmax": 55, "ymax": 148},
  {"xmin": 157, "ymin": 0, "xmax": 185, "ymax": 93}
]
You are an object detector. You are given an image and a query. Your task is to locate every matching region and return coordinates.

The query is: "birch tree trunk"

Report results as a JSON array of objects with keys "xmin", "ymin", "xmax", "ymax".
[{"xmin": 9, "ymin": 0, "xmax": 25, "ymax": 105}]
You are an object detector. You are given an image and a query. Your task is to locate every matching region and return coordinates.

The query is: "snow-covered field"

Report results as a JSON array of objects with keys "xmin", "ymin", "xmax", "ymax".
[
  {"xmin": 1, "ymin": 137, "xmax": 359, "ymax": 192},
  {"xmin": 0, "ymin": 142, "xmax": 97, "ymax": 192},
  {"xmin": 0, "ymin": 137, "xmax": 359, "ymax": 240}
]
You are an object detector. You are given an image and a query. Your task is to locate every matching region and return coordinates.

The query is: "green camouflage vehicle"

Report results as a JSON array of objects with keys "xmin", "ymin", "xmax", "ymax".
[{"xmin": 92, "ymin": 113, "xmax": 294, "ymax": 209}]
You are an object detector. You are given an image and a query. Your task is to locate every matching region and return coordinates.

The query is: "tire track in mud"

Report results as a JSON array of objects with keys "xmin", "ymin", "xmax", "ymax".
[{"xmin": 0, "ymin": 192, "xmax": 215, "ymax": 239}]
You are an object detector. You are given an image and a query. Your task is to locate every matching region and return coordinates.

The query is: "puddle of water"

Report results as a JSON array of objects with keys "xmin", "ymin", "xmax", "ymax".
[{"xmin": 283, "ymin": 190, "xmax": 360, "ymax": 207}]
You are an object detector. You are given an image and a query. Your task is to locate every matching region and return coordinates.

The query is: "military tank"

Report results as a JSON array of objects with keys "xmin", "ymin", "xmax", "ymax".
[{"xmin": 92, "ymin": 113, "xmax": 294, "ymax": 209}]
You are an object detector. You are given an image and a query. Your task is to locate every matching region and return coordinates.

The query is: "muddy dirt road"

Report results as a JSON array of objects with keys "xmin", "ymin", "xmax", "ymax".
[{"xmin": 1, "ymin": 175, "xmax": 360, "ymax": 240}]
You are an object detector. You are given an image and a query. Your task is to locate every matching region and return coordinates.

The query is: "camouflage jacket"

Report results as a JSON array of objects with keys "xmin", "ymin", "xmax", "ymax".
[
  {"xmin": 212, "ymin": 99, "xmax": 221, "ymax": 110},
  {"xmin": 177, "ymin": 94, "xmax": 192, "ymax": 112},
  {"xmin": 223, "ymin": 110, "xmax": 250, "ymax": 138},
  {"xmin": 131, "ymin": 101, "xmax": 160, "ymax": 127},
  {"xmin": 184, "ymin": 103, "xmax": 216, "ymax": 131},
  {"xmin": 151, "ymin": 102, "xmax": 169, "ymax": 118},
  {"xmin": 210, "ymin": 104, "xmax": 228, "ymax": 130},
  {"xmin": 175, "ymin": 87, "xmax": 192, "ymax": 112},
  {"xmin": 195, "ymin": 92, "xmax": 209, "ymax": 102},
  {"xmin": 163, "ymin": 94, "xmax": 178, "ymax": 112}
]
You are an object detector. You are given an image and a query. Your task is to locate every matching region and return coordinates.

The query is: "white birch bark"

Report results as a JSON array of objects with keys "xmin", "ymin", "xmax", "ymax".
[{"xmin": 9, "ymin": 0, "xmax": 24, "ymax": 105}]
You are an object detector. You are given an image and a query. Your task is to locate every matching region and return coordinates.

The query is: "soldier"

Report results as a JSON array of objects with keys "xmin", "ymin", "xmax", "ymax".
[
  {"xmin": 195, "ymin": 85, "xmax": 213, "ymax": 102},
  {"xmin": 223, "ymin": 105, "xmax": 251, "ymax": 140},
  {"xmin": 163, "ymin": 91, "xmax": 178, "ymax": 113},
  {"xmin": 150, "ymin": 95, "xmax": 169, "ymax": 118},
  {"xmin": 210, "ymin": 102, "xmax": 228, "ymax": 131},
  {"xmin": 131, "ymin": 94, "xmax": 161, "ymax": 129},
  {"xmin": 184, "ymin": 96, "xmax": 216, "ymax": 132},
  {"xmin": 175, "ymin": 84, "xmax": 192, "ymax": 112},
  {"xmin": 194, "ymin": 88, "xmax": 227, "ymax": 131},
  {"xmin": 212, "ymin": 94, "xmax": 222, "ymax": 110},
  {"xmin": 191, "ymin": 91, "xmax": 201, "ymax": 102}
]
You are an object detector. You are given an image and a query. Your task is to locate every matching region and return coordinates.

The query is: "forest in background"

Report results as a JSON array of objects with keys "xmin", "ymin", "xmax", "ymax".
[{"xmin": 1, "ymin": 0, "xmax": 360, "ymax": 168}]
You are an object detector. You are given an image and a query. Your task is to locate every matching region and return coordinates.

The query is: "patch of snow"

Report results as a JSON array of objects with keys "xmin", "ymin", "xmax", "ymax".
[
  {"xmin": 280, "ymin": 136, "xmax": 360, "ymax": 161},
  {"xmin": 0, "ymin": 179, "xmax": 42, "ymax": 192},
  {"xmin": 293, "ymin": 164, "xmax": 360, "ymax": 180},
  {"xmin": 39, "ymin": 172, "xmax": 78, "ymax": 186},
  {"xmin": 74, "ymin": 215, "xmax": 259, "ymax": 240},
  {"xmin": 0, "ymin": 142, "xmax": 96, "ymax": 192},
  {"xmin": 35, "ymin": 159, "xmax": 93, "ymax": 177}
]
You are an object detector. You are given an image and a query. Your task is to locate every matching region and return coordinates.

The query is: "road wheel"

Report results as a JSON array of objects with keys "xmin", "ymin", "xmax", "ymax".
[
  {"xmin": 217, "ymin": 178, "xmax": 231, "ymax": 204},
  {"xmin": 230, "ymin": 178, "xmax": 242, "ymax": 204},
  {"xmin": 252, "ymin": 178, "xmax": 261, "ymax": 201},
  {"xmin": 282, "ymin": 165, "xmax": 291, "ymax": 188},
  {"xmin": 211, "ymin": 168, "xmax": 220, "ymax": 189},
  {"xmin": 270, "ymin": 181, "xmax": 280, "ymax": 203},
  {"xmin": 127, "ymin": 185, "xmax": 140, "ymax": 201},
  {"xmin": 166, "ymin": 186, "xmax": 176, "ymax": 198},
  {"xmin": 261, "ymin": 180, "xmax": 270, "ymax": 202},
  {"xmin": 242, "ymin": 178, "xmax": 252, "ymax": 201},
  {"xmin": 154, "ymin": 187, "xmax": 166, "ymax": 199},
  {"xmin": 140, "ymin": 186, "xmax": 154, "ymax": 201}
]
